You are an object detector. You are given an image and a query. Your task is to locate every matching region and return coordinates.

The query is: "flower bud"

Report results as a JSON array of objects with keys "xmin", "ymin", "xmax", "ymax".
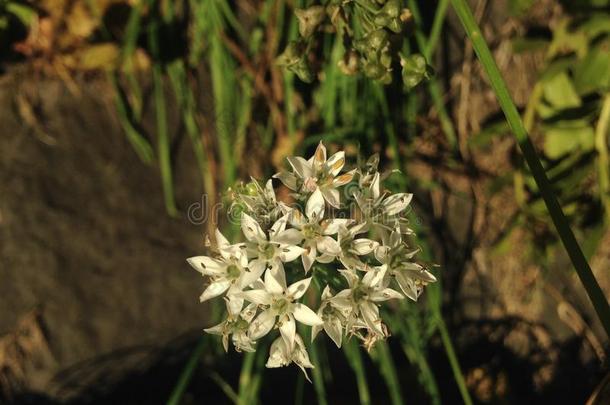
[
  {"xmin": 381, "ymin": 0, "xmax": 401, "ymax": 18},
  {"xmin": 400, "ymin": 53, "xmax": 432, "ymax": 90},
  {"xmin": 366, "ymin": 29, "xmax": 389, "ymax": 51},
  {"xmin": 276, "ymin": 41, "xmax": 306, "ymax": 67},
  {"xmin": 373, "ymin": 12, "xmax": 391, "ymax": 28},
  {"xmin": 295, "ymin": 6, "xmax": 326, "ymax": 38},
  {"xmin": 337, "ymin": 50, "xmax": 359, "ymax": 75},
  {"xmin": 386, "ymin": 18, "xmax": 403, "ymax": 33}
]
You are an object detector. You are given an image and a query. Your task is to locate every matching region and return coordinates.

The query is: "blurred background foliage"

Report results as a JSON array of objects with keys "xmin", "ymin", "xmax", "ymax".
[{"xmin": 1, "ymin": 0, "xmax": 610, "ymax": 403}]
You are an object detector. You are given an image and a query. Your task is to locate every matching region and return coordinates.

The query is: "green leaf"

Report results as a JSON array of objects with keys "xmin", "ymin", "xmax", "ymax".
[
  {"xmin": 543, "ymin": 124, "xmax": 595, "ymax": 159},
  {"xmin": 573, "ymin": 44, "xmax": 610, "ymax": 94},
  {"xmin": 542, "ymin": 72, "xmax": 582, "ymax": 109}
]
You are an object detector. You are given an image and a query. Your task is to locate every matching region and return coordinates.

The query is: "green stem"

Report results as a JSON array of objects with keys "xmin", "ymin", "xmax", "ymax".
[
  {"xmin": 343, "ymin": 340, "xmax": 371, "ymax": 405},
  {"xmin": 373, "ymin": 341, "xmax": 404, "ymax": 405},
  {"xmin": 595, "ymin": 94, "xmax": 610, "ymax": 223},
  {"xmin": 166, "ymin": 337, "xmax": 206, "ymax": 405},
  {"xmin": 450, "ymin": 0, "xmax": 610, "ymax": 339},
  {"xmin": 437, "ymin": 317, "xmax": 473, "ymax": 405},
  {"xmin": 424, "ymin": 0, "xmax": 450, "ymax": 60},
  {"xmin": 407, "ymin": 0, "xmax": 458, "ymax": 149}
]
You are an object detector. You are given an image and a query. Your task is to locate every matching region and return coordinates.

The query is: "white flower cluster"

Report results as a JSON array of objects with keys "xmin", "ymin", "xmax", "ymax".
[{"xmin": 187, "ymin": 143, "xmax": 436, "ymax": 380}]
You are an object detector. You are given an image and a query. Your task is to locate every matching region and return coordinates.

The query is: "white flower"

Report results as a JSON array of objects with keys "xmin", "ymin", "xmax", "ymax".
[
  {"xmin": 187, "ymin": 229, "xmax": 262, "ymax": 302},
  {"xmin": 266, "ymin": 334, "xmax": 314, "ymax": 381},
  {"xmin": 375, "ymin": 230, "xmax": 436, "ymax": 301},
  {"xmin": 333, "ymin": 266, "xmax": 403, "ymax": 338},
  {"xmin": 240, "ymin": 267, "xmax": 323, "ymax": 350},
  {"xmin": 242, "ymin": 213, "xmax": 304, "ymax": 275},
  {"xmin": 319, "ymin": 222, "xmax": 378, "ymax": 270},
  {"xmin": 273, "ymin": 142, "xmax": 356, "ymax": 207},
  {"xmin": 289, "ymin": 188, "xmax": 351, "ymax": 272},
  {"xmin": 204, "ymin": 298, "xmax": 258, "ymax": 352},
  {"xmin": 312, "ymin": 286, "xmax": 347, "ymax": 348},
  {"xmin": 353, "ymin": 172, "xmax": 414, "ymax": 233}
]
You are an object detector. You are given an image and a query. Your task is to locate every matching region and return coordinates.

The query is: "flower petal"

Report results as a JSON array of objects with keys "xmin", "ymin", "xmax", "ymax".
[
  {"xmin": 200, "ymin": 279, "xmax": 231, "ymax": 302},
  {"xmin": 360, "ymin": 301, "xmax": 384, "ymax": 336},
  {"xmin": 249, "ymin": 309, "xmax": 276, "ymax": 340},
  {"xmin": 278, "ymin": 245, "xmax": 305, "ymax": 262},
  {"xmin": 321, "ymin": 187, "xmax": 340, "ymax": 208},
  {"xmin": 293, "ymin": 303, "xmax": 324, "ymax": 326},
  {"xmin": 273, "ymin": 171, "xmax": 298, "ymax": 191},
  {"xmin": 316, "ymin": 236, "xmax": 341, "ymax": 256},
  {"xmin": 322, "ymin": 218, "xmax": 352, "ymax": 235},
  {"xmin": 241, "ymin": 213, "xmax": 266, "ymax": 242},
  {"xmin": 265, "ymin": 266, "xmax": 287, "ymax": 294},
  {"xmin": 287, "ymin": 156, "xmax": 314, "ymax": 179},
  {"xmin": 302, "ymin": 244, "xmax": 317, "ymax": 273},
  {"xmin": 362, "ymin": 266, "xmax": 386, "ymax": 288},
  {"xmin": 306, "ymin": 188, "xmax": 325, "ymax": 221},
  {"xmin": 313, "ymin": 142, "xmax": 327, "ymax": 167},
  {"xmin": 266, "ymin": 337, "xmax": 289, "ymax": 368},
  {"xmin": 287, "ymin": 277, "xmax": 312, "ymax": 299},
  {"xmin": 370, "ymin": 288, "xmax": 404, "ymax": 302},
  {"xmin": 215, "ymin": 228, "xmax": 230, "ymax": 249},
  {"xmin": 324, "ymin": 318, "xmax": 343, "ymax": 348},
  {"xmin": 332, "ymin": 169, "xmax": 356, "ymax": 187},
  {"xmin": 381, "ymin": 193, "xmax": 413, "ymax": 216},
  {"xmin": 280, "ymin": 315, "xmax": 296, "ymax": 350},
  {"xmin": 240, "ymin": 289, "xmax": 273, "ymax": 305},
  {"xmin": 325, "ymin": 151, "xmax": 345, "ymax": 176},
  {"xmin": 239, "ymin": 261, "xmax": 267, "ymax": 289},
  {"xmin": 351, "ymin": 239, "xmax": 379, "ymax": 255},
  {"xmin": 273, "ymin": 228, "xmax": 304, "ymax": 245},
  {"xmin": 187, "ymin": 256, "xmax": 225, "ymax": 276},
  {"xmin": 269, "ymin": 214, "xmax": 288, "ymax": 237}
]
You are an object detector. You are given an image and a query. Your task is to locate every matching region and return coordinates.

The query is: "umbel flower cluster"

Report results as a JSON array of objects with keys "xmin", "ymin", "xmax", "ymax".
[{"xmin": 187, "ymin": 143, "xmax": 436, "ymax": 380}]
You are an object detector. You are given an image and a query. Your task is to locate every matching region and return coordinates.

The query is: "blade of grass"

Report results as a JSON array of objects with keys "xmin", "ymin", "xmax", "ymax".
[
  {"xmin": 343, "ymin": 340, "xmax": 371, "ymax": 405},
  {"xmin": 309, "ymin": 340, "xmax": 329, "ymax": 405},
  {"xmin": 109, "ymin": 73, "xmax": 154, "ymax": 163},
  {"xmin": 210, "ymin": 372, "xmax": 240, "ymax": 404},
  {"xmin": 595, "ymin": 94, "xmax": 610, "ymax": 222},
  {"xmin": 371, "ymin": 340, "xmax": 404, "ymax": 405},
  {"xmin": 407, "ymin": 0, "xmax": 458, "ymax": 149},
  {"xmin": 450, "ymin": 0, "xmax": 610, "ymax": 339},
  {"xmin": 149, "ymin": 13, "xmax": 178, "ymax": 216},
  {"xmin": 435, "ymin": 315, "xmax": 472, "ymax": 405},
  {"xmin": 166, "ymin": 336, "xmax": 207, "ymax": 405}
]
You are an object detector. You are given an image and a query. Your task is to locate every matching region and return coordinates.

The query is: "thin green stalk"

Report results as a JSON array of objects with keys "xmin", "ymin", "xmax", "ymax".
[
  {"xmin": 450, "ymin": 0, "xmax": 610, "ymax": 339},
  {"xmin": 424, "ymin": 0, "xmax": 450, "ymax": 59},
  {"xmin": 210, "ymin": 372, "xmax": 240, "ymax": 404},
  {"xmin": 595, "ymin": 94, "xmax": 610, "ymax": 222},
  {"xmin": 309, "ymin": 341, "xmax": 329, "ymax": 405},
  {"xmin": 167, "ymin": 60, "xmax": 216, "ymax": 207},
  {"xmin": 343, "ymin": 340, "xmax": 371, "ymax": 405},
  {"xmin": 436, "ymin": 317, "xmax": 473, "ymax": 405},
  {"xmin": 238, "ymin": 351, "xmax": 257, "ymax": 404},
  {"xmin": 108, "ymin": 73, "xmax": 154, "ymax": 163},
  {"xmin": 372, "ymin": 341, "xmax": 404, "ymax": 405},
  {"xmin": 149, "ymin": 31, "xmax": 178, "ymax": 216},
  {"xmin": 407, "ymin": 0, "xmax": 458, "ymax": 149},
  {"xmin": 166, "ymin": 337, "xmax": 206, "ymax": 405}
]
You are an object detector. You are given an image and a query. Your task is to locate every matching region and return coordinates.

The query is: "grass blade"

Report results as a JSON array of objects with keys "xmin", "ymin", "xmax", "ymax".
[
  {"xmin": 450, "ymin": 0, "xmax": 610, "ymax": 340},
  {"xmin": 166, "ymin": 336, "xmax": 207, "ymax": 405},
  {"xmin": 343, "ymin": 340, "xmax": 371, "ymax": 405}
]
